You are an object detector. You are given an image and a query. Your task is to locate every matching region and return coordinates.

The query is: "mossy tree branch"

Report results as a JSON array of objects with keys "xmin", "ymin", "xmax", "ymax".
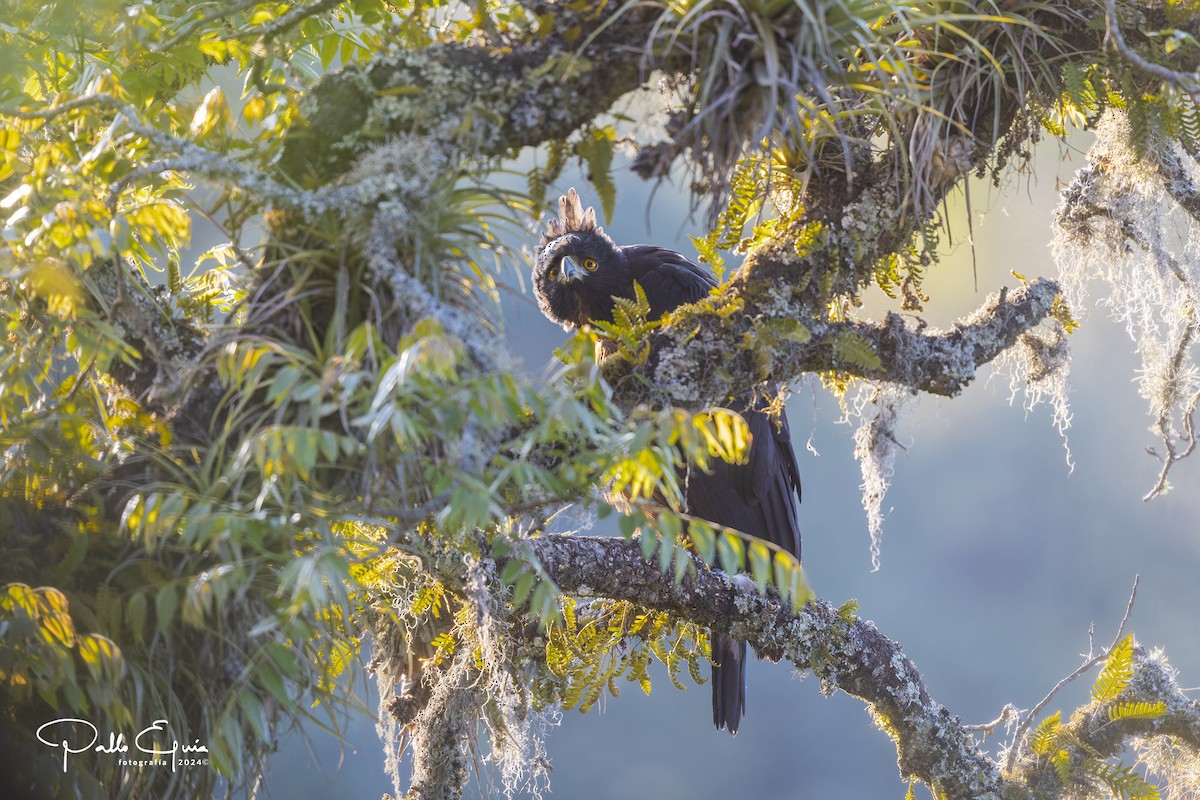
[
  {"xmin": 602, "ymin": 277, "xmax": 1062, "ymax": 408},
  {"xmin": 521, "ymin": 534, "xmax": 1200, "ymax": 800},
  {"xmin": 276, "ymin": 3, "xmax": 657, "ymax": 183}
]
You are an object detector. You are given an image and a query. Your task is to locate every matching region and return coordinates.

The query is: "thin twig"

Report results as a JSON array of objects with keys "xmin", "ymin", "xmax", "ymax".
[
  {"xmin": 964, "ymin": 703, "xmax": 1020, "ymax": 735},
  {"xmin": 237, "ymin": 0, "xmax": 346, "ymax": 43},
  {"xmin": 1104, "ymin": 0, "xmax": 1200, "ymax": 102},
  {"xmin": 1004, "ymin": 575, "xmax": 1140, "ymax": 772},
  {"xmin": 1145, "ymin": 319, "xmax": 1200, "ymax": 500},
  {"xmin": 152, "ymin": 0, "xmax": 263, "ymax": 53},
  {"xmin": 2, "ymin": 92, "xmax": 121, "ymax": 121}
]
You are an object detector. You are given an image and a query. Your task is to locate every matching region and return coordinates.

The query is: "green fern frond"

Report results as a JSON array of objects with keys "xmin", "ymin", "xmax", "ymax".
[
  {"xmin": 590, "ymin": 281, "xmax": 659, "ymax": 363},
  {"xmin": 1177, "ymin": 95, "xmax": 1200, "ymax": 151},
  {"xmin": 543, "ymin": 598, "xmax": 709, "ymax": 713},
  {"xmin": 1087, "ymin": 758, "xmax": 1160, "ymax": 800},
  {"xmin": 690, "ymin": 233, "xmax": 726, "ymax": 275},
  {"xmin": 1030, "ymin": 710, "xmax": 1062, "ymax": 756},
  {"xmin": 52, "ymin": 530, "xmax": 89, "ymax": 580},
  {"xmin": 1093, "ymin": 633, "xmax": 1135, "ymax": 703},
  {"xmin": 829, "ymin": 330, "xmax": 883, "ymax": 372},
  {"xmin": 1062, "ymin": 63, "xmax": 1098, "ymax": 115},
  {"xmin": 575, "ymin": 126, "xmax": 618, "ymax": 222},
  {"xmin": 836, "ymin": 599, "xmax": 859, "ymax": 623},
  {"xmin": 1107, "ymin": 700, "xmax": 1166, "ymax": 723},
  {"xmin": 1051, "ymin": 747, "xmax": 1072, "ymax": 784},
  {"xmin": 1126, "ymin": 94, "xmax": 1169, "ymax": 158}
]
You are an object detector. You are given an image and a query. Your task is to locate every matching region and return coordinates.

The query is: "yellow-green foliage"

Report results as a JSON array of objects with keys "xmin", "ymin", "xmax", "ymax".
[
  {"xmin": 1093, "ymin": 634, "xmax": 1135, "ymax": 703},
  {"xmin": 540, "ymin": 598, "xmax": 709, "ymax": 713},
  {"xmin": 1109, "ymin": 701, "xmax": 1167, "ymax": 724},
  {"xmin": 1030, "ymin": 710, "xmax": 1064, "ymax": 757},
  {"xmin": 828, "ymin": 330, "xmax": 883, "ymax": 373},
  {"xmin": 588, "ymin": 282, "xmax": 659, "ymax": 364},
  {"xmin": 692, "ymin": 151, "xmax": 812, "ymax": 281},
  {"xmin": 741, "ymin": 317, "xmax": 812, "ymax": 380},
  {"xmin": 0, "ymin": 584, "xmax": 124, "ymax": 716},
  {"xmin": 1024, "ymin": 634, "xmax": 1165, "ymax": 799},
  {"xmin": 576, "ymin": 126, "xmax": 619, "ymax": 223}
]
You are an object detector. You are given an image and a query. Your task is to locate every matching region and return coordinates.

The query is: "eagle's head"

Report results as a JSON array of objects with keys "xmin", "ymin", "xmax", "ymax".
[{"xmin": 533, "ymin": 189, "xmax": 630, "ymax": 330}]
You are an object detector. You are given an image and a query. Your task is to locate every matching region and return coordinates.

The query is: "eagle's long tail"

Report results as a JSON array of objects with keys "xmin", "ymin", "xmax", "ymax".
[{"xmin": 711, "ymin": 632, "xmax": 746, "ymax": 735}]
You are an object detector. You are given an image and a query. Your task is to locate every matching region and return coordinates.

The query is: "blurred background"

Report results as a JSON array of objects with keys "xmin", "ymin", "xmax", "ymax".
[{"xmin": 262, "ymin": 134, "xmax": 1200, "ymax": 799}]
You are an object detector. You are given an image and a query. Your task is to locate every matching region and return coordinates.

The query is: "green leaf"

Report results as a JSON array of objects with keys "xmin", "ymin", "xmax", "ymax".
[
  {"xmin": 640, "ymin": 530, "xmax": 658, "ymax": 560},
  {"xmin": 238, "ymin": 691, "xmax": 269, "ymax": 742},
  {"xmin": 127, "ymin": 592, "xmax": 147, "ymax": 645},
  {"xmin": 759, "ymin": 317, "xmax": 811, "ymax": 344},
  {"xmin": 1051, "ymin": 748, "xmax": 1071, "ymax": 783},
  {"xmin": 1108, "ymin": 700, "xmax": 1165, "ymax": 723},
  {"xmin": 155, "ymin": 584, "xmax": 177, "ymax": 636},
  {"xmin": 1029, "ymin": 710, "xmax": 1061, "ymax": 756},
  {"xmin": 1093, "ymin": 633, "xmax": 1134, "ymax": 702},
  {"xmin": 1089, "ymin": 758, "xmax": 1160, "ymax": 800},
  {"xmin": 576, "ymin": 127, "xmax": 617, "ymax": 222},
  {"xmin": 689, "ymin": 520, "xmax": 716, "ymax": 564},
  {"xmin": 673, "ymin": 546, "xmax": 691, "ymax": 584},
  {"xmin": 775, "ymin": 554, "xmax": 811, "ymax": 611},
  {"xmin": 716, "ymin": 532, "xmax": 744, "ymax": 573},
  {"xmin": 836, "ymin": 599, "xmax": 859, "ymax": 622},
  {"xmin": 829, "ymin": 330, "xmax": 882, "ymax": 371},
  {"xmin": 690, "ymin": 233, "xmax": 725, "ymax": 275},
  {"xmin": 747, "ymin": 541, "xmax": 771, "ymax": 593},
  {"xmin": 500, "ymin": 559, "xmax": 525, "ymax": 585},
  {"xmin": 658, "ymin": 534, "xmax": 675, "ymax": 573},
  {"xmin": 513, "ymin": 573, "xmax": 536, "ymax": 607},
  {"xmin": 257, "ymin": 662, "xmax": 289, "ymax": 705}
]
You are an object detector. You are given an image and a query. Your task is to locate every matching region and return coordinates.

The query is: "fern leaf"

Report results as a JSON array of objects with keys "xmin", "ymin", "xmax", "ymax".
[
  {"xmin": 1093, "ymin": 633, "xmax": 1135, "ymax": 702},
  {"xmin": 167, "ymin": 258, "xmax": 183, "ymax": 295},
  {"xmin": 829, "ymin": 330, "xmax": 883, "ymax": 371},
  {"xmin": 1052, "ymin": 748, "xmax": 1072, "ymax": 784},
  {"xmin": 690, "ymin": 233, "xmax": 726, "ymax": 275},
  {"xmin": 1088, "ymin": 758, "xmax": 1160, "ymax": 800},
  {"xmin": 1030, "ymin": 710, "xmax": 1062, "ymax": 756},
  {"xmin": 631, "ymin": 280, "xmax": 650, "ymax": 316},
  {"xmin": 836, "ymin": 599, "xmax": 859, "ymax": 623},
  {"xmin": 1178, "ymin": 96, "xmax": 1200, "ymax": 152},
  {"xmin": 576, "ymin": 126, "xmax": 617, "ymax": 222},
  {"xmin": 1107, "ymin": 700, "xmax": 1166, "ymax": 723}
]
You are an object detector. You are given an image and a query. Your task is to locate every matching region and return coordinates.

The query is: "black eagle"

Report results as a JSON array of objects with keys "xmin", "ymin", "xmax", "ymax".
[{"xmin": 532, "ymin": 189, "xmax": 802, "ymax": 734}]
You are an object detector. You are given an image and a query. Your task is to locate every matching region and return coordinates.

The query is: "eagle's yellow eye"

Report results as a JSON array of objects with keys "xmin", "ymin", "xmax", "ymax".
[
  {"xmin": 547, "ymin": 266, "xmax": 559, "ymax": 281},
  {"xmin": 583, "ymin": 258, "xmax": 598, "ymax": 271}
]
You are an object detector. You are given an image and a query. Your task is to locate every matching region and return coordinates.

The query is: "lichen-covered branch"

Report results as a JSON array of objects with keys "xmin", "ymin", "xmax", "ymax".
[
  {"xmin": 525, "ymin": 534, "xmax": 1006, "ymax": 798},
  {"xmin": 522, "ymin": 534, "xmax": 1200, "ymax": 799},
  {"xmin": 602, "ymin": 278, "xmax": 1062, "ymax": 409},
  {"xmin": 1010, "ymin": 646, "xmax": 1200, "ymax": 796},
  {"xmin": 277, "ymin": 4, "xmax": 653, "ymax": 182},
  {"xmin": 1104, "ymin": 0, "xmax": 1200, "ymax": 101},
  {"xmin": 404, "ymin": 648, "xmax": 479, "ymax": 800}
]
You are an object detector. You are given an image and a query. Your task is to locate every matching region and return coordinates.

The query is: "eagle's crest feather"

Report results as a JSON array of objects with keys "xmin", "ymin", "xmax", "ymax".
[{"xmin": 540, "ymin": 188, "xmax": 599, "ymax": 249}]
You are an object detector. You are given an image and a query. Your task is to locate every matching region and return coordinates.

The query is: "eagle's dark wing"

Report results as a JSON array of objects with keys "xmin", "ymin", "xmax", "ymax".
[
  {"xmin": 619, "ymin": 244, "xmax": 802, "ymax": 735},
  {"xmin": 622, "ymin": 245, "xmax": 717, "ymax": 317},
  {"xmin": 686, "ymin": 401, "xmax": 802, "ymax": 557}
]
